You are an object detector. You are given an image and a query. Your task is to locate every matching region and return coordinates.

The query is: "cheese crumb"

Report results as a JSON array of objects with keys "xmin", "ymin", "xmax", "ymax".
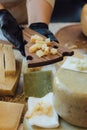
[
  {"xmin": 36, "ymin": 50, "xmax": 45, "ymax": 57},
  {"xmin": 31, "ymin": 34, "xmax": 43, "ymax": 43},
  {"xmin": 70, "ymin": 57, "xmax": 87, "ymax": 71},
  {"xmin": 50, "ymin": 48, "xmax": 57, "ymax": 55},
  {"xmin": 76, "ymin": 58, "xmax": 87, "ymax": 71},
  {"xmin": 29, "ymin": 43, "xmax": 42, "ymax": 53}
]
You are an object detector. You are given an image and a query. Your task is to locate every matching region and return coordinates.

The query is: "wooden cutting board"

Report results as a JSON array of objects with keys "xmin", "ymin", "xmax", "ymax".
[
  {"xmin": 22, "ymin": 27, "xmax": 74, "ymax": 68},
  {"xmin": 55, "ymin": 23, "xmax": 87, "ymax": 54}
]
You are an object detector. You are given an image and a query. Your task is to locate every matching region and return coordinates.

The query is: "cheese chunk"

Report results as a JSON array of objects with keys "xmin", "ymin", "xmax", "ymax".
[
  {"xmin": 23, "ymin": 71, "xmax": 52, "ymax": 97},
  {"xmin": 0, "ymin": 101, "xmax": 24, "ymax": 130},
  {"xmin": 3, "ymin": 44, "xmax": 16, "ymax": 76},
  {"xmin": 0, "ymin": 60, "xmax": 22, "ymax": 96},
  {"xmin": 0, "ymin": 44, "xmax": 5, "ymax": 82},
  {"xmin": 0, "ymin": 44, "xmax": 21, "ymax": 96},
  {"xmin": 53, "ymin": 68, "xmax": 87, "ymax": 128}
]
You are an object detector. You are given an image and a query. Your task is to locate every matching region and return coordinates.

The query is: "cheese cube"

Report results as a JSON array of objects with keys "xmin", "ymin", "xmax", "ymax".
[
  {"xmin": 36, "ymin": 50, "xmax": 45, "ymax": 57},
  {"xmin": 50, "ymin": 48, "xmax": 57, "ymax": 55}
]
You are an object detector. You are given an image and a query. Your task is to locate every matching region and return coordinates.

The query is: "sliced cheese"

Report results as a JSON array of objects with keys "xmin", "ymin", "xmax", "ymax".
[
  {"xmin": 0, "ymin": 44, "xmax": 22, "ymax": 96},
  {"xmin": 0, "ymin": 101, "xmax": 24, "ymax": 130},
  {"xmin": 3, "ymin": 44, "xmax": 16, "ymax": 76},
  {"xmin": 0, "ymin": 44, "xmax": 5, "ymax": 82},
  {"xmin": 0, "ymin": 60, "xmax": 22, "ymax": 96}
]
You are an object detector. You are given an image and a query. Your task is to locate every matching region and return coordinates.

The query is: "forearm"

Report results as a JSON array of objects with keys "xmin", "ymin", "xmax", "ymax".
[{"xmin": 26, "ymin": 0, "xmax": 55, "ymax": 25}]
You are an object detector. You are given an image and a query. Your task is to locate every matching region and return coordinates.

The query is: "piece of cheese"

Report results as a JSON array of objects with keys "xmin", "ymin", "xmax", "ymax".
[
  {"xmin": 3, "ymin": 44, "xmax": 16, "ymax": 76},
  {"xmin": 53, "ymin": 68, "xmax": 87, "ymax": 128},
  {"xmin": 0, "ymin": 101, "xmax": 24, "ymax": 130},
  {"xmin": 0, "ymin": 44, "xmax": 5, "ymax": 82},
  {"xmin": 61, "ymin": 57, "xmax": 87, "ymax": 72},
  {"xmin": 0, "ymin": 44, "xmax": 22, "ymax": 96},
  {"xmin": 23, "ymin": 71, "xmax": 52, "ymax": 97},
  {"xmin": 24, "ymin": 93, "xmax": 59, "ymax": 129},
  {"xmin": 81, "ymin": 4, "xmax": 87, "ymax": 37},
  {"xmin": 0, "ymin": 60, "xmax": 22, "ymax": 96}
]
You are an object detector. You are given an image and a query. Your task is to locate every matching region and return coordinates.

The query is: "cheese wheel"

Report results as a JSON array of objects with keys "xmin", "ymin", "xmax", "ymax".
[
  {"xmin": 81, "ymin": 4, "xmax": 87, "ymax": 37},
  {"xmin": 53, "ymin": 68, "xmax": 87, "ymax": 128}
]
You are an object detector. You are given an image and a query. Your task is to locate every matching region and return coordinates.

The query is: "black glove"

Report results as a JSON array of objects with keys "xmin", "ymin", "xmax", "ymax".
[
  {"xmin": 29, "ymin": 22, "xmax": 59, "ymax": 43},
  {"xmin": 0, "ymin": 9, "xmax": 25, "ymax": 56}
]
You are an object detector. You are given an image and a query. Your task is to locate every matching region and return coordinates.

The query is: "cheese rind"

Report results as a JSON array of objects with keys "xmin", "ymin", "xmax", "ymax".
[{"xmin": 53, "ymin": 68, "xmax": 87, "ymax": 128}]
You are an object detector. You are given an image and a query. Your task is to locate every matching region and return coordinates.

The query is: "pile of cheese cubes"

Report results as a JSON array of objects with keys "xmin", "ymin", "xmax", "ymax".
[{"xmin": 29, "ymin": 34, "xmax": 58, "ymax": 57}]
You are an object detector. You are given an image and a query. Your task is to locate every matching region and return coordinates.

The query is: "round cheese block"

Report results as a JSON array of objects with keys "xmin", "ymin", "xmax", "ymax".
[
  {"xmin": 53, "ymin": 68, "xmax": 87, "ymax": 128},
  {"xmin": 81, "ymin": 4, "xmax": 87, "ymax": 37}
]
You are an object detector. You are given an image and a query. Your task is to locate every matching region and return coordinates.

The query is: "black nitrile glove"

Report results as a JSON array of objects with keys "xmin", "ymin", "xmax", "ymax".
[
  {"xmin": 29, "ymin": 22, "xmax": 59, "ymax": 43},
  {"xmin": 0, "ymin": 9, "xmax": 25, "ymax": 56}
]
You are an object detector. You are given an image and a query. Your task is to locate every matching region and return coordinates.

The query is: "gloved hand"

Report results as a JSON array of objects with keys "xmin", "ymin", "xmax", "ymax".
[
  {"xmin": 29, "ymin": 22, "xmax": 59, "ymax": 43},
  {"xmin": 0, "ymin": 9, "xmax": 25, "ymax": 56}
]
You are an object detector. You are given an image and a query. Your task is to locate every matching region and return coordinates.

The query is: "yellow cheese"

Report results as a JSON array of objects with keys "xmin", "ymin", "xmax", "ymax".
[
  {"xmin": 0, "ymin": 44, "xmax": 5, "ymax": 82},
  {"xmin": 3, "ymin": 44, "xmax": 16, "ymax": 76},
  {"xmin": 0, "ymin": 44, "xmax": 21, "ymax": 96},
  {"xmin": 53, "ymin": 68, "xmax": 87, "ymax": 128},
  {"xmin": 0, "ymin": 101, "xmax": 24, "ymax": 130},
  {"xmin": 81, "ymin": 4, "xmax": 87, "ymax": 36},
  {"xmin": 0, "ymin": 60, "xmax": 22, "ymax": 96}
]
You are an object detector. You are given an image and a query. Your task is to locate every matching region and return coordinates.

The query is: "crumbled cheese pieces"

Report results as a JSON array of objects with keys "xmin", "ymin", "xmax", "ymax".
[
  {"xmin": 26, "ymin": 101, "xmax": 53, "ymax": 119},
  {"xmin": 29, "ymin": 43, "xmax": 42, "ymax": 53},
  {"xmin": 25, "ymin": 92, "xmax": 59, "ymax": 128},
  {"xmin": 70, "ymin": 57, "xmax": 87, "ymax": 71},
  {"xmin": 62, "ymin": 57, "xmax": 87, "ymax": 72},
  {"xmin": 29, "ymin": 34, "xmax": 58, "ymax": 57},
  {"xmin": 75, "ymin": 58, "xmax": 87, "ymax": 71},
  {"xmin": 31, "ymin": 34, "xmax": 43, "ymax": 43}
]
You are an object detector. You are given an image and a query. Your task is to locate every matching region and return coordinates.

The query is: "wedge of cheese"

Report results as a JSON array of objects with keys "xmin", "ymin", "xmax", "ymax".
[
  {"xmin": 0, "ymin": 101, "xmax": 24, "ymax": 130},
  {"xmin": 53, "ymin": 68, "xmax": 87, "ymax": 128}
]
